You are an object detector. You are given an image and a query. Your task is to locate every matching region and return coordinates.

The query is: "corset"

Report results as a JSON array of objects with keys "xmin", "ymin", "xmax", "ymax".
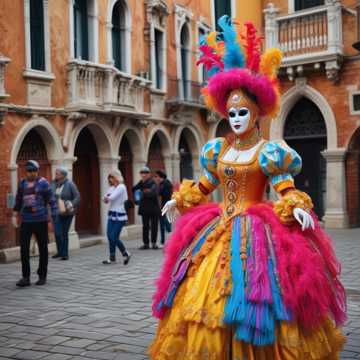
[{"xmin": 217, "ymin": 143, "xmax": 268, "ymax": 220}]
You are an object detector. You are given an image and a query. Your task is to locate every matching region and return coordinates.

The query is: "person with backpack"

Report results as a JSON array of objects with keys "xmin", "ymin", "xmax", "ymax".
[
  {"xmin": 12, "ymin": 160, "xmax": 58, "ymax": 287},
  {"xmin": 51, "ymin": 166, "xmax": 80, "ymax": 260},
  {"xmin": 102, "ymin": 170, "xmax": 131, "ymax": 265}
]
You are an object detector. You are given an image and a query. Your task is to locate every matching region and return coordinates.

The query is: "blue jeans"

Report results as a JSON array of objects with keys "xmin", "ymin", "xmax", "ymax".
[
  {"xmin": 160, "ymin": 215, "xmax": 172, "ymax": 244},
  {"xmin": 54, "ymin": 215, "xmax": 73, "ymax": 258},
  {"xmin": 107, "ymin": 219, "xmax": 127, "ymax": 259}
]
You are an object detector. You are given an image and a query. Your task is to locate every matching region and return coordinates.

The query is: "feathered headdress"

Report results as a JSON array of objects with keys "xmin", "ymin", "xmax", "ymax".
[{"xmin": 197, "ymin": 16, "xmax": 282, "ymax": 118}]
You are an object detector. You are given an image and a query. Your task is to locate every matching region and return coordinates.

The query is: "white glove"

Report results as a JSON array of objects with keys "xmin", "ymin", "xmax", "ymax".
[
  {"xmin": 293, "ymin": 208, "xmax": 315, "ymax": 231},
  {"xmin": 162, "ymin": 199, "xmax": 178, "ymax": 223},
  {"xmin": 12, "ymin": 215, "xmax": 18, "ymax": 228}
]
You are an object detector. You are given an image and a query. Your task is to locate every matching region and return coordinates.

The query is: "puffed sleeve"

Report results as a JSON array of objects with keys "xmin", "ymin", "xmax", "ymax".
[
  {"xmin": 258, "ymin": 140, "xmax": 302, "ymax": 193},
  {"xmin": 198, "ymin": 138, "xmax": 224, "ymax": 194}
]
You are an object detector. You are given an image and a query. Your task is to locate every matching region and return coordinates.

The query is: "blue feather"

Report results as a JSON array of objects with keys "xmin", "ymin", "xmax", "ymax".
[{"xmin": 217, "ymin": 15, "xmax": 245, "ymax": 70}]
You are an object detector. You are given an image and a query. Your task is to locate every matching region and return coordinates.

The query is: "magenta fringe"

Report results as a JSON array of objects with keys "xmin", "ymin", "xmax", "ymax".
[{"xmin": 152, "ymin": 203, "xmax": 221, "ymax": 318}]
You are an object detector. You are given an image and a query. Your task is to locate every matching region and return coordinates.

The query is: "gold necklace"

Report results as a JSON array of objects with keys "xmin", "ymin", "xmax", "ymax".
[{"xmin": 232, "ymin": 128, "xmax": 261, "ymax": 151}]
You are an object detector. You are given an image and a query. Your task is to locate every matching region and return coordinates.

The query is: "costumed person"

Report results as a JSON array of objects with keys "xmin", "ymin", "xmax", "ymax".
[{"xmin": 149, "ymin": 16, "xmax": 346, "ymax": 359}]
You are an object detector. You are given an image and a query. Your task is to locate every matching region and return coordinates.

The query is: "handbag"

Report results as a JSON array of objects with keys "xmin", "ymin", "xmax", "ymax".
[
  {"xmin": 58, "ymin": 198, "xmax": 67, "ymax": 215},
  {"xmin": 124, "ymin": 199, "xmax": 134, "ymax": 212}
]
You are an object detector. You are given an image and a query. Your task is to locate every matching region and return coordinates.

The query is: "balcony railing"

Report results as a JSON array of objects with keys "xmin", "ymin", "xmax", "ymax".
[
  {"xmin": 66, "ymin": 60, "xmax": 151, "ymax": 116},
  {"xmin": 167, "ymin": 78, "xmax": 205, "ymax": 108},
  {"xmin": 264, "ymin": 1, "xmax": 343, "ymax": 81}
]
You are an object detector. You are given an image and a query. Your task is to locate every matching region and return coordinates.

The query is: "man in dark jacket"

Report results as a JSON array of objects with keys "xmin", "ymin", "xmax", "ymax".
[
  {"xmin": 12, "ymin": 160, "xmax": 58, "ymax": 287},
  {"xmin": 132, "ymin": 166, "xmax": 161, "ymax": 250},
  {"xmin": 154, "ymin": 170, "xmax": 173, "ymax": 245}
]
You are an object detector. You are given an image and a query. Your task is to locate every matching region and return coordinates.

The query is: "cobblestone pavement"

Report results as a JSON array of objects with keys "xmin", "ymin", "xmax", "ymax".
[{"xmin": 0, "ymin": 229, "xmax": 359, "ymax": 360}]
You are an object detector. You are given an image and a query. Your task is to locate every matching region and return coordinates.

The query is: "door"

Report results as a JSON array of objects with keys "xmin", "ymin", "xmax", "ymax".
[
  {"xmin": 148, "ymin": 134, "xmax": 165, "ymax": 171},
  {"xmin": 284, "ymin": 97, "xmax": 327, "ymax": 218},
  {"xmin": 179, "ymin": 133, "xmax": 193, "ymax": 181},
  {"xmin": 73, "ymin": 128, "xmax": 100, "ymax": 234}
]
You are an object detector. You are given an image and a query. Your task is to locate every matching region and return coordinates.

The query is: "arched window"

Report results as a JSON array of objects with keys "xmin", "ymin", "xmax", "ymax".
[
  {"xmin": 112, "ymin": 1, "xmax": 126, "ymax": 71},
  {"xmin": 180, "ymin": 24, "xmax": 190, "ymax": 100}
]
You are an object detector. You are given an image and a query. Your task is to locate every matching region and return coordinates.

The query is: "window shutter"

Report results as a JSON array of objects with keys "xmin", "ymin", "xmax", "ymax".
[
  {"xmin": 112, "ymin": 2, "xmax": 122, "ymax": 70},
  {"xmin": 74, "ymin": 0, "xmax": 89, "ymax": 60},
  {"xmin": 30, "ymin": 0, "xmax": 45, "ymax": 70}
]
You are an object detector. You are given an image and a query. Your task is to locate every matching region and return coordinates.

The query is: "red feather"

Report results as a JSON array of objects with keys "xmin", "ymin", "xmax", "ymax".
[
  {"xmin": 197, "ymin": 45, "xmax": 224, "ymax": 71},
  {"xmin": 242, "ymin": 21, "xmax": 263, "ymax": 72}
]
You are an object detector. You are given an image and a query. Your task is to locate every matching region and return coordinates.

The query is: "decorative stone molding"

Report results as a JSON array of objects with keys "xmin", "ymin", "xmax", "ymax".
[
  {"xmin": 62, "ymin": 112, "xmax": 87, "ymax": 150},
  {"xmin": 0, "ymin": 55, "xmax": 10, "ymax": 100},
  {"xmin": 325, "ymin": 60, "xmax": 341, "ymax": 83},
  {"xmin": 66, "ymin": 60, "xmax": 151, "ymax": 117},
  {"xmin": 146, "ymin": 0, "xmax": 169, "ymax": 27}
]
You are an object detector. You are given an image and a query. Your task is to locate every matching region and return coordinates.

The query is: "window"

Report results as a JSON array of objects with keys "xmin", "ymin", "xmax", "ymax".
[
  {"xmin": 354, "ymin": 94, "xmax": 360, "ymax": 112},
  {"xmin": 214, "ymin": 0, "xmax": 231, "ymax": 28},
  {"xmin": 198, "ymin": 27, "xmax": 208, "ymax": 85},
  {"xmin": 30, "ymin": 0, "xmax": 45, "ymax": 70},
  {"xmin": 154, "ymin": 29, "xmax": 164, "ymax": 89},
  {"xmin": 112, "ymin": 1, "xmax": 126, "ymax": 71},
  {"xmin": 295, "ymin": 0, "xmax": 324, "ymax": 11},
  {"xmin": 74, "ymin": 0, "xmax": 89, "ymax": 60},
  {"xmin": 350, "ymin": 92, "xmax": 360, "ymax": 114},
  {"xmin": 180, "ymin": 24, "xmax": 190, "ymax": 100}
]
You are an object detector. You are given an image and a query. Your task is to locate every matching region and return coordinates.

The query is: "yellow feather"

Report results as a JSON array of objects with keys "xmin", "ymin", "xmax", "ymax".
[
  {"xmin": 260, "ymin": 48, "xmax": 283, "ymax": 79},
  {"xmin": 207, "ymin": 32, "xmax": 223, "ymax": 55}
]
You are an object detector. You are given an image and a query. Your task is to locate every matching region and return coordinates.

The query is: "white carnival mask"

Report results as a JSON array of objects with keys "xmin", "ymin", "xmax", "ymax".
[{"xmin": 228, "ymin": 106, "xmax": 251, "ymax": 135}]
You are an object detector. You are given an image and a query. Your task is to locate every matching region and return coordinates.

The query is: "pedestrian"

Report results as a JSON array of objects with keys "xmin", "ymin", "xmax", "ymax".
[
  {"xmin": 12, "ymin": 160, "xmax": 58, "ymax": 287},
  {"xmin": 51, "ymin": 166, "xmax": 80, "ymax": 261},
  {"xmin": 132, "ymin": 166, "xmax": 161, "ymax": 250},
  {"xmin": 154, "ymin": 170, "xmax": 173, "ymax": 245},
  {"xmin": 102, "ymin": 170, "xmax": 131, "ymax": 265}
]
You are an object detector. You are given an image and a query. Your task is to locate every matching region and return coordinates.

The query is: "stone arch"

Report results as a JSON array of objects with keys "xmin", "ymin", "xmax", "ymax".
[
  {"xmin": 9, "ymin": 116, "xmax": 64, "ymax": 194},
  {"xmin": 146, "ymin": 126, "xmax": 172, "ymax": 178},
  {"xmin": 115, "ymin": 125, "xmax": 146, "ymax": 163},
  {"xmin": 68, "ymin": 118, "xmax": 114, "ymax": 159},
  {"xmin": 106, "ymin": 0, "xmax": 132, "ymax": 73},
  {"xmin": 270, "ymin": 82, "xmax": 338, "ymax": 149},
  {"xmin": 173, "ymin": 125, "xmax": 203, "ymax": 181}
]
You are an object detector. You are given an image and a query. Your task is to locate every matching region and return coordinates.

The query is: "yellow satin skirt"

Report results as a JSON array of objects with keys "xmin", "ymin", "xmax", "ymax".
[{"xmin": 149, "ymin": 234, "xmax": 345, "ymax": 359}]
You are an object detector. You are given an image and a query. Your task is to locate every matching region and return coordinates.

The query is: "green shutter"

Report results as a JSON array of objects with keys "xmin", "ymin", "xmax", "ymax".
[
  {"xmin": 214, "ymin": 0, "xmax": 231, "ymax": 29},
  {"xmin": 112, "ymin": 2, "xmax": 122, "ymax": 70},
  {"xmin": 74, "ymin": 0, "xmax": 89, "ymax": 60},
  {"xmin": 30, "ymin": 0, "xmax": 45, "ymax": 70}
]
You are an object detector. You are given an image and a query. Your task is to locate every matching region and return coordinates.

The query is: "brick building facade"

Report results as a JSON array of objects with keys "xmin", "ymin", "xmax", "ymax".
[{"xmin": 0, "ymin": 0, "xmax": 263, "ymax": 258}]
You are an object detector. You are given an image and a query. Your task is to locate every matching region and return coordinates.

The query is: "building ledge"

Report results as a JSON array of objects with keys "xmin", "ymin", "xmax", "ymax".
[{"xmin": 23, "ymin": 69, "xmax": 55, "ymax": 82}]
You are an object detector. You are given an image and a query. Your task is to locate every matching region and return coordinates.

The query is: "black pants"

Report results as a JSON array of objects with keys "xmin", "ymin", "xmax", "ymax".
[
  {"xmin": 20, "ymin": 221, "xmax": 48, "ymax": 279},
  {"xmin": 142, "ymin": 214, "xmax": 159, "ymax": 245}
]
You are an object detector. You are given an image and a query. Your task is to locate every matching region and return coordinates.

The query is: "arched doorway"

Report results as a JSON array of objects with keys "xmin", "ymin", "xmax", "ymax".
[
  {"xmin": 148, "ymin": 133, "xmax": 165, "ymax": 171},
  {"xmin": 16, "ymin": 129, "xmax": 51, "ymax": 182},
  {"xmin": 73, "ymin": 127, "xmax": 100, "ymax": 234},
  {"xmin": 119, "ymin": 135, "xmax": 134, "ymax": 224},
  {"xmin": 179, "ymin": 131, "xmax": 193, "ymax": 180},
  {"xmin": 284, "ymin": 97, "xmax": 327, "ymax": 218},
  {"xmin": 216, "ymin": 118, "xmax": 231, "ymax": 138},
  {"xmin": 346, "ymin": 128, "xmax": 360, "ymax": 227}
]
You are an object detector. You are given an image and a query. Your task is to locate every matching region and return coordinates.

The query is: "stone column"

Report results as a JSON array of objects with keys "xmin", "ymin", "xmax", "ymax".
[
  {"xmin": 322, "ymin": 148, "xmax": 349, "ymax": 228},
  {"xmin": 171, "ymin": 153, "xmax": 180, "ymax": 184},
  {"xmin": 193, "ymin": 153, "xmax": 201, "ymax": 182},
  {"xmin": 263, "ymin": 3, "xmax": 279, "ymax": 49},
  {"xmin": 98, "ymin": 156, "xmax": 120, "ymax": 234}
]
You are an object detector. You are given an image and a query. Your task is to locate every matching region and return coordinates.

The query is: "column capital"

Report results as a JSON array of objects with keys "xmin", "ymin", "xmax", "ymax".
[{"xmin": 321, "ymin": 148, "xmax": 347, "ymax": 162}]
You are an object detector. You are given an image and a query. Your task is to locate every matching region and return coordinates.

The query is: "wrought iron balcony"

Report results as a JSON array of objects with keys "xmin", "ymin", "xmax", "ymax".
[
  {"xmin": 264, "ymin": 1, "xmax": 343, "ymax": 82},
  {"xmin": 66, "ymin": 60, "xmax": 151, "ymax": 117}
]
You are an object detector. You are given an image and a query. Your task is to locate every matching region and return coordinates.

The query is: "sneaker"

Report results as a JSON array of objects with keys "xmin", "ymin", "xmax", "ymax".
[
  {"xmin": 102, "ymin": 259, "xmax": 113, "ymax": 265},
  {"xmin": 52, "ymin": 254, "xmax": 60, "ymax": 259},
  {"xmin": 123, "ymin": 252, "xmax": 131, "ymax": 265},
  {"xmin": 35, "ymin": 278, "xmax": 46, "ymax": 286},
  {"xmin": 139, "ymin": 244, "xmax": 150, "ymax": 250},
  {"xmin": 16, "ymin": 278, "xmax": 30, "ymax": 287},
  {"xmin": 152, "ymin": 244, "xmax": 159, "ymax": 250}
]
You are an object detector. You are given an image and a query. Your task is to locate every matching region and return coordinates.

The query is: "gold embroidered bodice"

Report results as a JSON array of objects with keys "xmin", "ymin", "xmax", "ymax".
[{"xmin": 217, "ymin": 143, "xmax": 268, "ymax": 220}]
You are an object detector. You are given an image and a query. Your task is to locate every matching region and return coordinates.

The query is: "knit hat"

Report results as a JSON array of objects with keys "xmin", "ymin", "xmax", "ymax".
[{"xmin": 25, "ymin": 160, "xmax": 40, "ymax": 171}]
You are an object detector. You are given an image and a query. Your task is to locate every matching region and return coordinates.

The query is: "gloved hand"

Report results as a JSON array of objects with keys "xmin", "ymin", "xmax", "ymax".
[
  {"xmin": 161, "ymin": 199, "xmax": 178, "ymax": 223},
  {"xmin": 293, "ymin": 208, "xmax": 315, "ymax": 231}
]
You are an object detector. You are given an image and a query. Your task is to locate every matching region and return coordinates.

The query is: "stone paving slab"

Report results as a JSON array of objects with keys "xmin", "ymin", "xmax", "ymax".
[{"xmin": 0, "ymin": 231, "xmax": 359, "ymax": 359}]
